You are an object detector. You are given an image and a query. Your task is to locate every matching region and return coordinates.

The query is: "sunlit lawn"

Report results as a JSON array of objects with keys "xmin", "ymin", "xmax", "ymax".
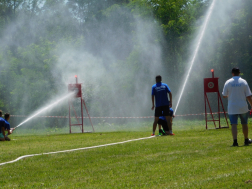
[{"xmin": 1, "ymin": 120, "xmax": 252, "ymax": 188}]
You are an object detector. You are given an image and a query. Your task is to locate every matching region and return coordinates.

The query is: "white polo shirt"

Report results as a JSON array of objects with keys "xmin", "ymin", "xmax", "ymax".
[{"xmin": 222, "ymin": 76, "xmax": 252, "ymax": 114}]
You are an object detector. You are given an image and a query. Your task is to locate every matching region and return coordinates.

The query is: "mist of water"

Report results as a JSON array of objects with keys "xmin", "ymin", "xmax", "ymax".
[
  {"xmin": 52, "ymin": 7, "xmax": 164, "ymax": 120},
  {"xmin": 0, "ymin": 3, "xmax": 165, "ymax": 132}
]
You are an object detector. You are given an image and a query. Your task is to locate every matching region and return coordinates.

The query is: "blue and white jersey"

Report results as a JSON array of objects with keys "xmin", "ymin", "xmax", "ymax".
[
  {"xmin": 4, "ymin": 119, "xmax": 10, "ymax": 130},
  {"xmin": 152, "ymin": 82, "xmax": 171, "ymax": 107}
]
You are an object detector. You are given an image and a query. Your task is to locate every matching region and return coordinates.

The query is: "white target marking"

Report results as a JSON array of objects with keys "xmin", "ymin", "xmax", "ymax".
[
  {"xmin": 0, "ymin": 136, "xmax": 154, "ymax": 166},
  {"xmin": 208, "ymin": 82, "xmax": 214, "ymax": 89}
]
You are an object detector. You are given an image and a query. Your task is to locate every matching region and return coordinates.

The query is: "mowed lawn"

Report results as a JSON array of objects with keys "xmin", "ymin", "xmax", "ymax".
[{"xmin": 0, "ymin": 125, "xmax": 252, "ymax": 188}]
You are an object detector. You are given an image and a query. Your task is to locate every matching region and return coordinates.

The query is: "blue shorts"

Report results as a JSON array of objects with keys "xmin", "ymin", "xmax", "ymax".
[
  {"xmin": 229, "ymin": 112, "xmax": 249, "ymax": 125},
  {"xmin": 155, "ymin": 106, "xmax": 170, "ymax": 117}
]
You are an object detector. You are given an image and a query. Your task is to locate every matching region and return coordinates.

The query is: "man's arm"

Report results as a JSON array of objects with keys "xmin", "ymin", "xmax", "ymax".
[
  {"xmin": 151, "ymin": 95, "xmax": 155, "ymax": 110},
  {"xmin": 169, "ymin": 92, "xmax": 172, "ymax": 107},
  {"xmin": 7, "ymin": 129, "xmax": 12, "ymax": 135},
  {"xmin": 246, "ymin": 96, "xmax": 252, "ymax": 107},
  {"xmin": 222, "ymin": 81, "xmax": 228, "ymax": 98}
]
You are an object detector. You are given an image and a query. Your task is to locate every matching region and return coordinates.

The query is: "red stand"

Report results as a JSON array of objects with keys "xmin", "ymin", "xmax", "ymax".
[
  {"xmin": 68, "ymin": 76, "xmax": 95, "ymax": 133},
  {"xmin": 204, "ymin": 69, "xmax": 229, "ymax": 129}
]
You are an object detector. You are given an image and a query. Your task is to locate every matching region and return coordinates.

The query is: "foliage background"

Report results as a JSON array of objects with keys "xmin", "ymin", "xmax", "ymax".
[{"xmin": 0, "ymin": 0, "xmax": 251, "ymax": 129}]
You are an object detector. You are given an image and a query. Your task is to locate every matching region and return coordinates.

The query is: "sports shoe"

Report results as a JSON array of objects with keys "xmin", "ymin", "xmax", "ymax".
[
  {"xmin": 158, "ymin": 130, "xmax": 162, "ymax": 136},
  {"xmin": 159, "ymin": 132, "xmax": 167, "ymax": 136},
  {"xmin": 151, "ymin": 134, "xmax": 155, "ymax": 136},
  {"xmin": 232, "ymin": 142, "xmax": 238, "ymax": 147},
  {"xmin": 244, "ymin": 139, "xmax": 250, "ymax": 146},
  {"xmin": 159, "ymin": 129, "xmax": 166, "ymax": 136},
  {"xmin": 248, "ymin": 138, "xmax": 252, "ymax": 144},
  {"xmin": 169, "ymin": 133, "xmax": 175, "ymax": 136},
  {"xmin": 161, "ymin": 129, "xmax": 166, "ymax": 135}
]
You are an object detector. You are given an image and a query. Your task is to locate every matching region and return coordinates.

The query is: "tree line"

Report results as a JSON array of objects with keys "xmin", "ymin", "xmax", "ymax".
[{"xmin": 0, "ymin": 0, "xmax": 251, "ymax": 127}]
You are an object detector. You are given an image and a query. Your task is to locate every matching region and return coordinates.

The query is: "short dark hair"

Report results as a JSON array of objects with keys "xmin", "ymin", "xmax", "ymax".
[
  {"xmin": 156, "ymin": 75, "xmax": 162, "ymax": 82},
  {"xmin": 231, "ymin": 67, "xmax": 240, "ymax": 75},
  {"xmin": 4, "ymin": 113, "xmax": 10, "ymax": 120},
  {"xmin": 0, "ymin": 110, "xmax": 2, "ymax": 117}
]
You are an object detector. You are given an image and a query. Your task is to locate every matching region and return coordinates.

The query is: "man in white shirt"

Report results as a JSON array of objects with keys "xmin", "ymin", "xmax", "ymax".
[{"xmin": 222, "ymin": 67, "xmax": 252, "ymax": 146}]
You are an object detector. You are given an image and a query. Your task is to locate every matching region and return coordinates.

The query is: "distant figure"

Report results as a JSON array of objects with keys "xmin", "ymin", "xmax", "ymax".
[
  {"xmin": 222, "ymin": 67, "xmax": 252, "ymax": 146},
  {"xmin": 158, "ymin": 108, "xmax": 175, "ymax": 136},
  {"xmin": 3, "ymin": 113, "xmax": 15, "ymax": 141},
  {"xmin": 151, "ymin": 75, "xmax": 174, "ymax": 136},
  {"xmin": 0, "ymin": 110, "xmax": 6, "ymax": 141}
]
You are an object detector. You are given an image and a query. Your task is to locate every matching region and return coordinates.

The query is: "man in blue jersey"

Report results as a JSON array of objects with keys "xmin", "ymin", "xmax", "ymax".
[
  {"xmin": 3, "ymin": 113, "xmax": 14, "ymax": 141},
  {"xmin": 158, "ymin": 108, "xmax": 174, "ymax": 135},
  {"xmin": 151, "ymin": 75, "xmax": 174, "ymax": 135},
  {"xmin": 0, "ymin": 110, "xmax": 6, "ymax": 141}
]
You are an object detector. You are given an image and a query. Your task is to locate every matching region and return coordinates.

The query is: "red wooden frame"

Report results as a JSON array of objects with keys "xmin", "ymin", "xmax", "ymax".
[
  {"xmin": 68, "ymin": 76, "xmax": 95, "ymax": 133},
  {"xmin": 204, "ymin": 70, "xmax": 229, "ymax": 129}
]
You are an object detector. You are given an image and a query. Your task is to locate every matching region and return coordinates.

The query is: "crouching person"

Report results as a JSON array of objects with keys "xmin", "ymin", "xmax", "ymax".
[
  {"xmin": 158, "ymin": 108, "xmax": 174, "ymax": 136},
  {"xmin": 0, "ymin": 110, "xmax": 5, "ymax": 141},
  {"xmin": 4, "ymin": 113, "xmax": 15, "ymax": 141}
]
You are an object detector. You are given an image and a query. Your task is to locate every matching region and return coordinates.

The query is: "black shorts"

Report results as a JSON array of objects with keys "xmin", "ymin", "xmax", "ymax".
[
  {"xmin": 155, "ymin": 105, "xmax": 170, "ymax": 117},
  {"xmin": 157, "ymin": 119, "xmax": 169, "ymax": 131}
]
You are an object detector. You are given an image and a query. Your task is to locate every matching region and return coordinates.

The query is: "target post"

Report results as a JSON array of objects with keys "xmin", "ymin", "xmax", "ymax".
[
  {"xmin": 68, "ymin": 76, "xmax": 94, "ymax": 133},
  {"xmin": 204, "ymin": 69, "xmax": 229, "ymax": 129}
]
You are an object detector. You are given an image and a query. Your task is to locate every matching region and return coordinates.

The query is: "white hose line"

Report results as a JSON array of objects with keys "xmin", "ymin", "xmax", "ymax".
[{"xmin": 0, "ymin": 136, "xmax": 155, "ymax": 166}]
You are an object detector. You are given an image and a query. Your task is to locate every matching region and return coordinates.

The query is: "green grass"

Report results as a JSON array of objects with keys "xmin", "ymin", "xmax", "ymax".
[{"xmin": 1, "ymin": 121, "xmax": 252, "ymax": 188}]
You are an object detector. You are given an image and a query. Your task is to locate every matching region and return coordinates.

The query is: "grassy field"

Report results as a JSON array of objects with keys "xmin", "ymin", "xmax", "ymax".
[{"xmin": 1, "ymin": 120, "xmax": 252, "ymax": 188}]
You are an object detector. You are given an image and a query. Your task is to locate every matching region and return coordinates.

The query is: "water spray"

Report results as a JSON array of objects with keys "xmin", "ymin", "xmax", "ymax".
[
  {"xmin": 174, "ymin": 0, "xmax": 216, "ymax": 115},
  {"xmin": 14, "ymin": 91, "xmax": 76, "ymax": 129}
]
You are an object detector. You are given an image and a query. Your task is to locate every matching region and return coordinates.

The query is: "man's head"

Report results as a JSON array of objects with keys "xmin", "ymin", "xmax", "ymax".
[
  {"xmin": 231, "ymin": 67, "xmax": 240, "ymax": 76},
  {"xmin": 156, "ymin": 75, "xmax": 162, "ymax": 83},
  {"xmin": 4, "ymin": 113, "xmax": 10, "ymax": 121},
  {"xmin": 0, "ymin": 110, "xmax": 2, "ymax": 117}
]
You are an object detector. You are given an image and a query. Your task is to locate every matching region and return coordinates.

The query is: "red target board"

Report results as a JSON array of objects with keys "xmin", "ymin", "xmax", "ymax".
[
  {"xmin": 204, "ymin": 78, "xmax": 219, "ymax": 93},
  {"xmin": 204, "ymin": 70, "xmax": 229, "ymax": 129},
  {"xmin": 68, "ymin": 84, "xmax": 82, "ymax": 98}
]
